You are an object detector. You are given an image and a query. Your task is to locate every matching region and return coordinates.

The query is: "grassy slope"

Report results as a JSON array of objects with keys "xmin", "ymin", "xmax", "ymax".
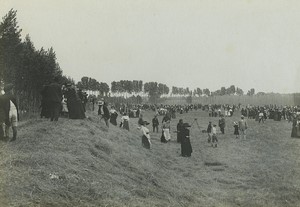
[{"xmin": 0, "ymin": 110, "xmax": 300, "ymax": 207}]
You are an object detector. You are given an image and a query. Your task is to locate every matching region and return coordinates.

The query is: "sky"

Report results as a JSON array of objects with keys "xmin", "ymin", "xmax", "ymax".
[{"xmin": 1, "ymin": 0, "xmax": 300, "ymax": 93}]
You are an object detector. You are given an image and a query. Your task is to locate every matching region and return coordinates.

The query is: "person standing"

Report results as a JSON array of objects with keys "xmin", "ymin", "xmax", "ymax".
[
  {"xmin": 40, "ymin": 85, "xmax": 50, "ymax": 118},
  {"xmin": 65, "ymin": 84, "xmax": 85, "ymax": 119},
  {"xmin": 47, "ymin": 77, "xmax": 62, "ymax": 121},
  {"xmin": 98, "ymin": 98, "xmax": 110, "ymax": 127},
  {"xmin": 161, "ymin": 119, "xmax": 171, "ymax": 142},
  {"xmin": 207, "ymin": 121, "xmax": 212, "ymax": 143},
  {"xmin": 176, "ymin": 119, "xmax": 183, "ymax": 143},
  {"xmin": 233, "ymin": 122, "xmax": 239, "ymax": 138},
  {"xmin": 103, "ymin": 102, "xmax": 110, "ymax": 127},
  {"xmin": 138, "ymin": 113, "xmax": 144, "ymax": 126},
  {"xmin": 212, "ymin": 124, "xmax": 218, "ymax": 147},
  {"xmin": 152, "ymin": 115, "xmax": 159, "ymax": 133},
  {"xmin": 120, "ymin": 113, "xmax": 130, "ymax": 131},
  {"xmin": 181, "ymin": 123, "xmax": 192, "ymax": 157},
  {"xmin": 238, "ymin": 115, "xmax": 248, "ymax": 139},
  {"xmin": 291, "ymin": 114, "xmax": 299, "ymax": 138},
  {"xmin": 109, "ymin": 106, "xmax": 118, "ymax": 126},
  {"xmin": 1, "ymin": 84, "xmax": 19, "ymax": 141},
  {"xmin": 140, "ymin": 121, "xmax": 151, "ymax": 149},
  {"xmin": 218, "ymin": 115, "xmax": 226, "ymax": 134},
  {"xmin": 258, "ymin": 111, "xmax": 264, "ymax": 123}
]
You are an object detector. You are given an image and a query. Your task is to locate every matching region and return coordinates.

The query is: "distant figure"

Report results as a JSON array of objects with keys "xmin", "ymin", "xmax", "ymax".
[
  {"xmin": 120, "ymin": 113, "xmax": 130, "ymax": 131},
  {"xmin": 138, "ymin": 114, "xmax": 144, "ymax": 126},
  {"xmin": 291, "ymin": 114, "xmax": 300, "ymax": 138},
  {"xmin": 207, "ymin": 121, "xmax": 212, "ymax": 143},
  {"xmin": 233, "ymin": 122, "xmax": 239, "ymax": 139},
  {"xmin": 140, "ymin": 121, "xmax": 151, "ymax": 149},
  {"xmin": 161, "ymin": 119, "xmax": 171, "ymax": 143},
  {"xmin": 65, "ymin": 84, "xmax": 85, "ymax": 119},
  {"xmin": 176, "ymin": 119, "xmax": 183, "ymax": 143},
  {"xmin": 238, "ymin": 115, "xmax": 248, "ymax": 139},
  {"xmin": 212, "ymin": 124, "xmax": 218, "ymax": 147},
  {"xmin": 1, "ymin": 84, "xmax": 19, "ymax": 142},
  {"xmin": 258, "ymin": 111, "xmax": 264, "ymax": 123},
  {"xmin": 109, "ymin": 106, "xmax": 118, "ymax": 126},
  {"xmin": 47, "ymin": 77, "xmax": 63, "ymax": 121},
  {"xmin": 40, "ymin": 85, "xmax": 50, "ymax": 118},
  {"xmin": 162, "ymin": 113, "xmax": 171, "ymax": 123},
  {"xmin": 101, "ymin": 102, "xmax": 110, "ymax": 128},
  {"xmin": 61, "ymin": 95, "xmax": 68, "ymax": 117},
  {"xmin": 181, "ymin": 123, "xmax": 192, "ymax": 157},
  {"xmin": 218, "ymin": 115, "xmax": 225, "ymax": 134},
  {"xmin": 152, "ymin": 115, "xmax": 159, "ymax": 133}
]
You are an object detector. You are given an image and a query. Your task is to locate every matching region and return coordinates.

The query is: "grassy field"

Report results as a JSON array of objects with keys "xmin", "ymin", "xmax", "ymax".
[{"xmin": 0, "ymin": 109, "xmax": 300, "ymax": 207}]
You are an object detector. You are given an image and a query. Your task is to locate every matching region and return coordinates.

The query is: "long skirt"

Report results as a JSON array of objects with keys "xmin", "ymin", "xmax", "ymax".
[
  {"xmin": 161, "ymin": 131, "xmax": 168, "ymax": 143},
  {"xmin": 123, "ymin": 120, "xmax": 129, "ymax": 131},
  {"xmin": 163, "ymin": 128, "xmax": 171, "ymax": 141},
  {"xmin": 181, "ymin": 138, "xmax": 192, "ymax": 157},
  {"xmin": 177, "ymin": 132, "xmax": 182, "ymax": 143},
  {"xmin": 142, "ymin": 135, "xmax": 150, "ymax": 149}
]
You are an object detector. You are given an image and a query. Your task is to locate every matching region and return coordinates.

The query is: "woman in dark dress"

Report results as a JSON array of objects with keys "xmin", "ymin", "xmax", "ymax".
[
  {"xmin": 109, "ymin": 107, "xmax": 118, "ymax": 126},
  {"xmin": 176, "ymin": 119, "xmax": 183, "ymax": 143},
  {"xmin": 291, "ymin": 114, "xmax": 299, "ymax": 138},
  {"xmin": 65, "ymin": 86, "xmax": 85, "ymax": 119},
  {"xmin": 181, "ymin": 123, "xmax": 193, "ymax": 157}
]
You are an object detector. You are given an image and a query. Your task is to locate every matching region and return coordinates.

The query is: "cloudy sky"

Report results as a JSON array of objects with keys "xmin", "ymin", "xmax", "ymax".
[{"xmin": 1, "ymin": 0, "xmax": 300, "ymax": 93}]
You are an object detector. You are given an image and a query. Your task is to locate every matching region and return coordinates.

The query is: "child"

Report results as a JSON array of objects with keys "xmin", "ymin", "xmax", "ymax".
[
  {"xmin": 233, "ymin": 122, "xmax": 239, "ymax": 138},
  {"xmin": 212, "ymin": 124, "xmax": 218, "ymax": 147}
]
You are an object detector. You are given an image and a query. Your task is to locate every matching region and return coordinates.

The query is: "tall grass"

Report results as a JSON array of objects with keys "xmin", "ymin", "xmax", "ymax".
[{"xmin": 0, "ymin": 109, "xmax": 299, "ymax": 206}]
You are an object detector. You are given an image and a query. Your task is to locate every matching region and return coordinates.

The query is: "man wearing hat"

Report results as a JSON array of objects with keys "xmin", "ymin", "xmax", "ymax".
[
  {"xmin": 238, "ymin": 115, "xmax": 248, "ymax": 139},
  {"xmin": 0, "ymin": 84, "xmax": 19, "ymax": 141},
  {"xmin": 218, "ymin": 114, "xmax": 226, "ymax": 134},
  {"xmin": 152, "ymin": 115, "xmax": 159, "ymax": 133},
  {"xmin": 98, "ymin": 98, "xmax": 110, "ymax": 127},
  {"xmin": 207, "ymin": 121, "xmax": 212, "ymax": 143},
  {"xmin": 181, "ymin": 123, "xmax": 192, "ymax": 157}
]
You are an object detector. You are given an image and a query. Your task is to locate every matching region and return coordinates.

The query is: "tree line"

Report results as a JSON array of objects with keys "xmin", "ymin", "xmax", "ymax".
[{"xmin": 0, "ymin": 9, "xmax": 73, "ymax": 112}]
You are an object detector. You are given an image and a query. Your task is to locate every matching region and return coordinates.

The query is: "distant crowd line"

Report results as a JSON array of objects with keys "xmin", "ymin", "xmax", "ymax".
[{"xmin": 1, "ymin": 79, "xmax": 300, "ymax": 150}]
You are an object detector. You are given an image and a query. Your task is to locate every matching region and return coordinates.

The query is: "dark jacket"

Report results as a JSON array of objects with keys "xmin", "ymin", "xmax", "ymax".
[
  {"xmin": 47, "ymin": 82, "xmax": 62, "ymax": 103},
  {"xmin": 152, "ymin": 117, "xmax": 159, "ymax": 126},
  {"xmin": 207, "ymin": 123, "xmax": 212, "ymax": 133}
]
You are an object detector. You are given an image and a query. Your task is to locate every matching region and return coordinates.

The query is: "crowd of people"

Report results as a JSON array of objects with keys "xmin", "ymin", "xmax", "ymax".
[{"xmin": 1, "ymin": 80, "xmax": 300, "ymax": 153}]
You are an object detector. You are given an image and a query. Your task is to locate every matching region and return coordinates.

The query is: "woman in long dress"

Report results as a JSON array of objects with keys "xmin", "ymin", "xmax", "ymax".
[
  {"xmin": 181, "ymin": 123, "xmax": 192, "ymax": 157},
  {"xmin": 140, "ymin": 121, "xmax": 151, "ymax": 149},
  {"xmin": 120, "ymin": 113, "xmax": 130, "ymax": 131},
  {"xmin": 176, "ymin": 119, "xmax": 183, "ymax": 143},
  {"xmin": 161, "ymin": 120, "xmax": 171, "ymax": 143}
]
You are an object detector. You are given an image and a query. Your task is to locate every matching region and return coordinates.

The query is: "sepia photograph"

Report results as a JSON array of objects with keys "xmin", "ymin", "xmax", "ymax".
[{"xmin": 0, "ymin": 0, "xmax": 300, "ymax": 206}]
